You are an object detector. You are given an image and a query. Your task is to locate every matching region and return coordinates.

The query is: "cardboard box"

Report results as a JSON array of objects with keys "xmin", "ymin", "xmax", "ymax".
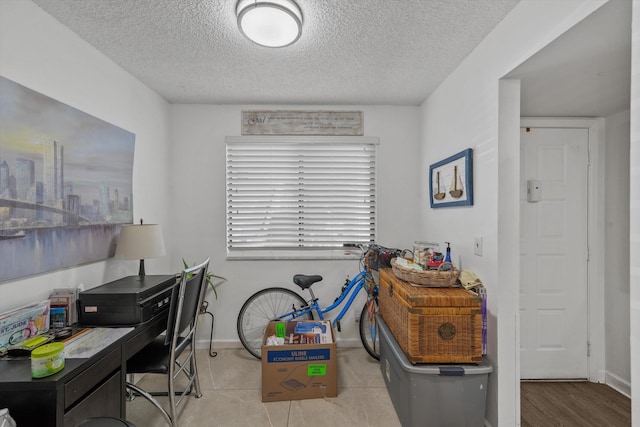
[{"xmin": 261, "ymin": 320, "xmax": 337, "ymax": 402}]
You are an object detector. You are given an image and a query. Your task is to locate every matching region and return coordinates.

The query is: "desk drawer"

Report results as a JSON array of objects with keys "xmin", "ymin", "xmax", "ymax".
[
  {"xmin": 64, "ymin": 370, "xmax": 121, "ymax": 427},
  {"xmin": 65, "ymin": 346, "xmax": 121, "ymax": 409}
]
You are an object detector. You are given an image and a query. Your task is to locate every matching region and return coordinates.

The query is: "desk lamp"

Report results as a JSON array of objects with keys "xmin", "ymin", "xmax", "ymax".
[{"xmin": 115, "ymin": 219, "xmax": 166, "ymax": 277}]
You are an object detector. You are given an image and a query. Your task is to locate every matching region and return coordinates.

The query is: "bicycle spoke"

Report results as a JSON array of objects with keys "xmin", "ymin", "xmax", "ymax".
[{"xmin": 237, "ymin": 288, "xmax": 311, "ymax": 359}]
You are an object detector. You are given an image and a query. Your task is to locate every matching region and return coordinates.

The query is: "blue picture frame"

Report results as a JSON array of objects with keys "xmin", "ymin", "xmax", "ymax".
[{"xmin": 429, "ymin": 148, "xmax": 473, "ymax": 208}]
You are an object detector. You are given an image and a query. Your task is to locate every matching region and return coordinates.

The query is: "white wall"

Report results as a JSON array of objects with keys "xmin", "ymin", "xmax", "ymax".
[
  {"xmin": 169, "ymin": 104, "xmax": 422, "ymax": 345},
  {"xmin": 604, "ymin": 109, "xmax": 631, "ymax": 396},
  {"xmin": 0, "ymin": 1, "xmax": 173, "ymax": 312},
  {"xmin": 629, "ymin": 1, "xmax": 639, "ymax": 423},
  {"xmin": 418, "ymin": 1, "xmax": 607, "ymax": 425},
  {"xmin": 2, "ymin": 0, "xmax": 637, "ymax": 424}
]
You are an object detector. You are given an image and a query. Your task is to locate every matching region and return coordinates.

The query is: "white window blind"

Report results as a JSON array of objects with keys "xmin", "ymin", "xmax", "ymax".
[{"xmin": 226, "ymin": 136, "xmax": 377, "ymax": 253}]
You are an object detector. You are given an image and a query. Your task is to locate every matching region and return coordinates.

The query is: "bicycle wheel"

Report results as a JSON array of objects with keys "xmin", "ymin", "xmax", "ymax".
[
  {"xmin": 359, "ymin": 298, "xmax": 380, "ymax": 360},
  {"xmin": 237, "ymin": 287, "xmax": 312, "ymax": 359}
]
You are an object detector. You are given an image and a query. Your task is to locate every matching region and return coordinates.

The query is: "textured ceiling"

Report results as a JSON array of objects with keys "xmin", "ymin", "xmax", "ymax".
[{"xmin": 30, "ymin": 0, "xmax": 521, "ymax": 105}]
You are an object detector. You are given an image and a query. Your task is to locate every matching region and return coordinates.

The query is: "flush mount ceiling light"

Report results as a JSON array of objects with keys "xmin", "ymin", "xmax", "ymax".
[{"xmin": 236, "ymin": 0, "xmax": 303, "ymax": 48}]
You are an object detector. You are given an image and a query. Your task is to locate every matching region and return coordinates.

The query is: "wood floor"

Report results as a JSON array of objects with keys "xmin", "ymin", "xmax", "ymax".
[{"xmin": 521, "ymin": 381, "xmax": 631, "ymax": 427}]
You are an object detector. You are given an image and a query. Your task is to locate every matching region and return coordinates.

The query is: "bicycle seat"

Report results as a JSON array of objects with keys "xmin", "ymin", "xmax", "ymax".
[{"xmin": 293, "ymin": 274, "xmax": 323, "ymax": 290}]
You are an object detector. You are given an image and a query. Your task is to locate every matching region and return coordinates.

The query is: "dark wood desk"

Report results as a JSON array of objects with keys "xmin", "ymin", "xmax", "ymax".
[{"xmin": 0, "ymin": 312, "xmax": 168, "ymax": 427}]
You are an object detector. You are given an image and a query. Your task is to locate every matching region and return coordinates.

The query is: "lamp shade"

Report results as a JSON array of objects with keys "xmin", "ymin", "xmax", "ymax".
[
  {"xmin": 115, "ymin": 223, "xmax": 166, "ymax": 261},
  {"xmin": 236, "ymin": 0, "xmax": 303, "ymax": 48}
]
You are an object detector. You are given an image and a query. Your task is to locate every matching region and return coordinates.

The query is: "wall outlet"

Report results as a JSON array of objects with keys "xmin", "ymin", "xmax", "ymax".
[{"xmin": 474, "ymin": 236, "xmax": 483, "ymax": 256}]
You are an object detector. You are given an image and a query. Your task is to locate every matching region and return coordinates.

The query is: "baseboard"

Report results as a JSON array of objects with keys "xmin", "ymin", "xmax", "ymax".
[
  {"xmin": 195, "ymin": 340, "xmax": 242, "ymax": 349},
  {"xmin": 335, "ymin": 338, "xmax": 362, "ymax": 348},
  {"xmin": 195, "ymin": 337, "xmax": 365, "ymax": 350},
  {"xmin": 604, "ymin": 371, "xmax": 631, "ymax": 398}
]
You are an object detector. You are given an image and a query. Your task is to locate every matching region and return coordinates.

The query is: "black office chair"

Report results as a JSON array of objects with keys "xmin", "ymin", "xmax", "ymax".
[{"xmin": 126, "ymin": 258, "xmax": 210, "ymax": 427}]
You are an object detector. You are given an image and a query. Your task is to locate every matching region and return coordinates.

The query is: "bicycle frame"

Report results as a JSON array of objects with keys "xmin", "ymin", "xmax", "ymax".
[
  {"xmin": 237, "ymin": 243, "xmax": 391, "ymax": 360},
  {"xmin": 276, "ymin": 268, "xmax": 370, "ymax": 328}
]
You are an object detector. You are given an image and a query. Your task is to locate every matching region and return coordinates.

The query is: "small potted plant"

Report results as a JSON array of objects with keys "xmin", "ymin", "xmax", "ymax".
[{"xmin": 181, "ymin": 259, "xmax": 226, "ymax": 300}]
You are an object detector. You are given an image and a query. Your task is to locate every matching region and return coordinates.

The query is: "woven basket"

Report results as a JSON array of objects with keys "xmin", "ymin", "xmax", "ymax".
[
  {"xmin": 378, "ymin": 269, "xmax": 482, "ymax": 363},
  {"xmin": 391, "ymin": 258, "xmax": 460, "ymax": 287}
]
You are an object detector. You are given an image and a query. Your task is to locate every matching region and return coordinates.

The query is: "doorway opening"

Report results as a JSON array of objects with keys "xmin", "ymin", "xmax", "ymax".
[{"xmin": 519, "ymin": 118, "xmax": 603, "ymax": 381}]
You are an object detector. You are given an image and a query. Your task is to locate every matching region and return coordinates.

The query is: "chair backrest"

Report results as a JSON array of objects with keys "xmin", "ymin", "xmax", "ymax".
[{"xmin": 164, "ymin": 258, "xmax": 210, "ymax": 347}]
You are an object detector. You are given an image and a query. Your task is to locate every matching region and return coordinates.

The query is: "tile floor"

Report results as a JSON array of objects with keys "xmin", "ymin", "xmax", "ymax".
[{"xmin": 126, "ymin": 347, "xmax": 402, "ymax": 427}]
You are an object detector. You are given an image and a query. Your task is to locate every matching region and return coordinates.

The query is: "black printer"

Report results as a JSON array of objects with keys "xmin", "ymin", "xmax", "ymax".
[{"xmin": 78, "ymin": 274, "xmax": 176, "ymax": 326}]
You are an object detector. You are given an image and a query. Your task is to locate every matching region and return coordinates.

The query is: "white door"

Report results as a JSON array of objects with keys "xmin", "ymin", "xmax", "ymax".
[{"xmin": 519, "ymin": 126, "xmax": 589, "ymax": 379}]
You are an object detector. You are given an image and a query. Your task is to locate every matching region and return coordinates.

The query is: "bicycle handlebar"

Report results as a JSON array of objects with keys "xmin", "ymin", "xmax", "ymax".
[
  {"xmin": 342, "ymin": 242, "xmax": 397, "ymax": 253},
  {"xmin": 342, "ymin": 242, "xmax": 404, "ymax": 272}
]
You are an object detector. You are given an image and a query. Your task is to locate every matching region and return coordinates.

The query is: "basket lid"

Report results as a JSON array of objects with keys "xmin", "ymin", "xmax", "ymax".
[{"xmin": 379, "ymin": 268, "xmax": 481, "ymax": 307}]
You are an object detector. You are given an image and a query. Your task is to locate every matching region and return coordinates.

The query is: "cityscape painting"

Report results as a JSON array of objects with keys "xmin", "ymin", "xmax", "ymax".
[{"xmin": 0, "ymin": 76, "xmax": 135, "ymax": 281}]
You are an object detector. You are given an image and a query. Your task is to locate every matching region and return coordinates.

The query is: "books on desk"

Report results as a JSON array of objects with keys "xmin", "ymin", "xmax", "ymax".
[{"xmin": 49, "ymin": 287, "xmax": 81, "ymax": 327}]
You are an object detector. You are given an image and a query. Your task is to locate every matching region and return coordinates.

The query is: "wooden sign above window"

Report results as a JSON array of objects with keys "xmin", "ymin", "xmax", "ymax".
[{"xmin": 241, "ymin": 110, "xmax": 364, "ymax": 136}]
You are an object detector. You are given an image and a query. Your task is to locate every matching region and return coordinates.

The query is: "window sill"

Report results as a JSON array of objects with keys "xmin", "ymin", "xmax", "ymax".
[{"xmin": 226, "ymin": 248, "xmax": 362, "ymax": 261}]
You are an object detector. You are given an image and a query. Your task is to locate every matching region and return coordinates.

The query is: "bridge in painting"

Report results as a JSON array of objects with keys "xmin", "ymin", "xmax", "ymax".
[{"xmin": 0, "ymin": 198, "xmax": 90, "ymax": 225}]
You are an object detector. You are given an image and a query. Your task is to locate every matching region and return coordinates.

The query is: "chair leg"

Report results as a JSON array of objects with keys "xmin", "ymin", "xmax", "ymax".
[
  {"xmin": 126, "ymin": 374, "xmax": 136, "ymax": 401},
  {"xmin": 126, "ymin": 382, "xmax": 172, "ymax": 426},
  {"xmin": 167, "ymin": 366, "xmax": 179, "ymax": 427},
  {"xmin": 190, "ymin": 347, "xmax": 203, "ymax": 399}
]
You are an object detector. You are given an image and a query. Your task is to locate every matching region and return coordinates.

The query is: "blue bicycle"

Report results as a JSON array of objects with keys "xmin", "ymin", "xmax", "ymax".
[{"xmin": 237, "ymin": 244, "xmax": 390, "ymax": 360}]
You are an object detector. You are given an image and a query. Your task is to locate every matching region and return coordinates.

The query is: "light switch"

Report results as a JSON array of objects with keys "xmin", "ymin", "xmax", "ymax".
[{"xmin": 474, "ymin": 236, "xmax": 483, "ymax": 256}]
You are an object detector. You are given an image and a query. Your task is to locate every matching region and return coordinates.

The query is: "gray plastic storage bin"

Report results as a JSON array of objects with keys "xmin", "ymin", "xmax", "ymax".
[{"xmin": 378, "ymin": 315, "xmax": 492, "ymax": 427}]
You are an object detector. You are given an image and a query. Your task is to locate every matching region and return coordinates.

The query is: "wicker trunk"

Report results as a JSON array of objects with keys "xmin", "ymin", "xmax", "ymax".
[{"xmin": 378, "ymin": 268, "xmax": 483, "ymax": 364}]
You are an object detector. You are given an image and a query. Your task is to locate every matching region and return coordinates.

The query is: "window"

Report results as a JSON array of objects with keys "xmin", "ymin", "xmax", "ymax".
[{"xmin": 226, "ymin": 136, "xmax": 378, "ymax": 258}]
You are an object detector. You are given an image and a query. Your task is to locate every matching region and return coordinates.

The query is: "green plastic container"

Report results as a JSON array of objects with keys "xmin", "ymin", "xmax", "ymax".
[{"xmin": 31, "ymin": 342, "xmax": 65, "ymax": 378}]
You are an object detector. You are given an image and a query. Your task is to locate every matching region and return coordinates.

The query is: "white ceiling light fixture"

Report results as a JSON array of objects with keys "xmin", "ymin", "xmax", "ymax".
[{"xmin": 236, "ymin": 0, "xmax": 303, "ymax": 48}]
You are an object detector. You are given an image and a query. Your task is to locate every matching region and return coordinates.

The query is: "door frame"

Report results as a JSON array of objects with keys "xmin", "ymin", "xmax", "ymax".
[{"xmin": 520, "ymin": 117, "xmax": 605, "ymax": 383}]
